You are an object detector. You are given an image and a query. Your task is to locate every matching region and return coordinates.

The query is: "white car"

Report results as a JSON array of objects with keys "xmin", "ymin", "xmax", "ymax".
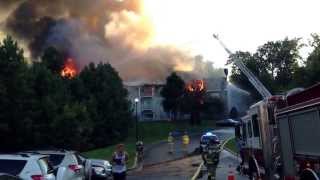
[
  {"xmin": 24, "ymin": 150, "xmax": 86, "ymax": 180},
  {"xmin": 0, "ymin": 154, "xmax": 56, "ymax": 180}
]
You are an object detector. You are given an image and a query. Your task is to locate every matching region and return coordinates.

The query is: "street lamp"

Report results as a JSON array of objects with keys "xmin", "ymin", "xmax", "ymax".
[{"xmin": 134, "ymin": 98, "xmax": 139, "ymax": 142}]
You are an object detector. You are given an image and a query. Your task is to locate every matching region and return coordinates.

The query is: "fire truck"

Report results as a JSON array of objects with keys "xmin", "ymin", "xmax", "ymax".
[
  {"xmin": 213, "ymin": 35, "xmax": 320, "ymax": 179},
  {"xmin": 240, "ymin": 84, "xmax": 320, "ymax": 179}
]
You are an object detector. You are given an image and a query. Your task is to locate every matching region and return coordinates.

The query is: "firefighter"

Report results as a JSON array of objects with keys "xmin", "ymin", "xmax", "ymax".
[
  {"xmin": 202, "ymin": 138, "xmax": 221, "ymax": 180},
  {"xmin": 182, "ymin": 131, "xmax": 190, "ymax": 153},
  {"xmin": 135, "ymin": 141, "xmax": 144, "ymax": 163},
  {"xmin": 167, "ymin": 132, "xmax": 174, "ymax": 153}
]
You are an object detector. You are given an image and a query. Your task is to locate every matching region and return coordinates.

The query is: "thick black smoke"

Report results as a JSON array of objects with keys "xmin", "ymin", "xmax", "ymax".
[{"xmin": 1, "ymin": 0, "xmax": 219, "ymax": 82}]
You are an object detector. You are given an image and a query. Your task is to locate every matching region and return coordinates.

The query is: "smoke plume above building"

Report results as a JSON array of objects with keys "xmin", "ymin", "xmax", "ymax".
[{"xmin": 0, "ymin": 0, "xmax": 219, "ymax": 82}]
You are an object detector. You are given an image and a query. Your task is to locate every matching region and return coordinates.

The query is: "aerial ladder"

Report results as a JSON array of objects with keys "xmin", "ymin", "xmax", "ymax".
[{"xmin": 213, "ymin": 34, "xmax": 272, "ymax": 99}]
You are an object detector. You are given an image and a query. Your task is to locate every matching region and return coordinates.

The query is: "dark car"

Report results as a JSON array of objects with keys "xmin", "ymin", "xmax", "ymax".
[
  {"xmin": 216, "ymin": 119, "xmax": 240, "ymax": 127},
  {"xmin": 199, "ymin": 132, "xmax": 220, "ymax": 152}
]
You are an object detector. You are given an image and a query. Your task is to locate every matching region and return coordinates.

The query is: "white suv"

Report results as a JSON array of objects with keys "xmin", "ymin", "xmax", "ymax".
[
  {"xmin": 25, "ymin": 150, "xmax": 85, "ymax": 180},
  {"xmin": 0, "ymin": 154, "xmax": 56, "ymax": 180}
]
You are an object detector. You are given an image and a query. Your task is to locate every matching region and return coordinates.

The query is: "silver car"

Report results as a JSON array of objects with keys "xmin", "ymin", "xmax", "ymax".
[
  {"xmin": 0, "ymin": 154, "xmax": 56, "ymax": 180},
  {"xmin": 76, "ymin": 153, "xmax": 112, "ymax": 179}
]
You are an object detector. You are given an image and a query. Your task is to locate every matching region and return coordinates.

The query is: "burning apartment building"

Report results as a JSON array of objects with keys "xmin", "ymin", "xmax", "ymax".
[
  {"xmin": 125, "ymin": 75, "xmax": 229, "ymax": 121},
  {"xmin": 125, "ymin": 81, "xmax": 169, "ymax": 121}
]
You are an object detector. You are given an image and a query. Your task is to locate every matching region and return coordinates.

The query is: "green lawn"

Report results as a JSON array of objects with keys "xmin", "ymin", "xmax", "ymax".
[
  {"xmin": 224, "ymin": 137, "xmax": 237, "ymax": 154},
  {"xmin": 83, "ymin": 120, "xmax": 216, "ymax": 167}
]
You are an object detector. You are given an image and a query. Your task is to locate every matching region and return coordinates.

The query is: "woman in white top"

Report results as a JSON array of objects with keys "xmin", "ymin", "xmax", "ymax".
[{"xmin": 112, "ymin": 144, "xmax": 129, "ymax": 180}]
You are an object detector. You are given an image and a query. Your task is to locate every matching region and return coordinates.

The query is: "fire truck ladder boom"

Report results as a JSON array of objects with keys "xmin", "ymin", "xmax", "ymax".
[{"xmin": 213, "ymin": 34, "xmax": 272, "ymax": 98}]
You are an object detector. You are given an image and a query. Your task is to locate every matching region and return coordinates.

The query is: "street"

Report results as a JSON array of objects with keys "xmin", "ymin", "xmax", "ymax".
[{"xmin": 128, "ymin": 128, "xmax": 246, "ymax": 180}]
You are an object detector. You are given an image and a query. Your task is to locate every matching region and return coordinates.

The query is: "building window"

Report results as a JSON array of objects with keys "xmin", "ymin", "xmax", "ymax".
[
  {"xmin": 141, "ymin": 98, "xmax": 152, "ymax": 110},
  {"xmin": 142, "ymin": 110, "xmax": 153, "ymax": 120}
]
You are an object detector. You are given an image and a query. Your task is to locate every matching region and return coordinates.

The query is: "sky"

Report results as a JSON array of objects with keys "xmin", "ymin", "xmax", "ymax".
[
  {"xmin": 142, "ymin": 0, "xmax": 320, "ymax": 67},
  {"xmin": 0, "ymin": 0, "xmax": 319, "ymax": 69}
]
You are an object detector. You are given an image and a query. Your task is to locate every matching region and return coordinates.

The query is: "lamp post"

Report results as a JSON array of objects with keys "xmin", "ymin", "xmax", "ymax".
[{"xmin": 134, "ymin": 98, "xmax": 139, "ymax": 142}]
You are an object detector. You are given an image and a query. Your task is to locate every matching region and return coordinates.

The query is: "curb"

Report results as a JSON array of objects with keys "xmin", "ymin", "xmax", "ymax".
[
  {"xmin": 191, "ymin": 162, "xmax": 204, "ymax": 180},
  {"xmin": 128, "ymin": 154, "xmax": 138, "ymax": 171}
]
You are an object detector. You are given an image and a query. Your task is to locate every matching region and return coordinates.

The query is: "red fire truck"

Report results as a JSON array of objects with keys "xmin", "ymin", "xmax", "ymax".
[
  {"xmin": 239, "ymin": 83, "xmax": 320, "ymax": 179},
  {"xmin": 213, "ymin": 34, "xmax": 320, "ymax": 179}
]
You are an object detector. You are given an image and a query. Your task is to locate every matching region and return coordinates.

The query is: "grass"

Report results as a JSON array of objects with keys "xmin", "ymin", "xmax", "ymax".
[
  {"xmin": 82, "ymin": 120, "xmax": 216, "ymax": 167},
  {"xmin": 224, "ymin": 137, "xmax": 237, "ymax": 154}
]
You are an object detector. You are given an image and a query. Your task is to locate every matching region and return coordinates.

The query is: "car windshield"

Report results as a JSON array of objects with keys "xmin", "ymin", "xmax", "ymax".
[
  {"xmin": 0, "ymin": 159, "xmax": 27, "ymax": 176},
  {"xmin": 39, "ymin": 158, "xmax": 54, "ymax": 174},
  {"xmin": 48, "ymin": 154, "xmax": 65, "ymax": 167}
]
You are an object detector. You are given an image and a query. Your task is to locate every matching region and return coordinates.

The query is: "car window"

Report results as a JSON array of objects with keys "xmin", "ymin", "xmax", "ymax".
[
  {"xmin": 38, "ymin": 158, "xmax": 54, "ymax": 174},
  {"xmin": 242, "ymin": 123, "xmax": 247, "ymax": 140},
  {"xmin": 48, "ymin": 154, "xmax": 65, "ymax": 166},
  {"xmin": 74, "ymin": 153, "xmax": 85, "ymax": 165},
  {"xmin": 248, "ymin": 121, "xmax": 253, "ymax": 138},
  {"xmin": 0, "ymin": 159, "xmax": 27, "ymax": 175}
]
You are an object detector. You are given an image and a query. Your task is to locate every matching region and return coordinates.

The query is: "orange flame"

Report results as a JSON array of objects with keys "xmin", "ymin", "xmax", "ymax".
[
  {"xmin": 61, "ymin": 58, "xmax": 77, "ymax": 78},
  {"xmin": 186, "ymin": 80, "xmax": 205, "ymax": 92}
]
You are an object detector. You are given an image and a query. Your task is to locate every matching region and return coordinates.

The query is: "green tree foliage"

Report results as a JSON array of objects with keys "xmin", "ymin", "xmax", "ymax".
[
  {"xmin": 299, "ymin": 34, "xmax": 320, "ymax": 87},
  {"xmin": 41, "ymin": 47, "xmax": 65, "ymax": 74},
  {"xmin": 80, "ymin": 63, "xmax": 132, "ymax": 147},
  {"xmin": 229, "ymin": 38, "xmax": 302, "ymax": 100},
  {"xmin": 0, "ymin": 36, "xmax": 132, "ymax": 151},
  {"xmin": 160, "ymin": 72, "xmax": 185, "ymax": 120}
]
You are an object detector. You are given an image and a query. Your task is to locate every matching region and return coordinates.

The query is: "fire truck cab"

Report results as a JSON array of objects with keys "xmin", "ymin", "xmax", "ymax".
[
  {"xmin": 239, "ymin": 84, "xmax": 320, "ymax": 179},
  {"xmin": 239, "ymin": 99, "xmax": 276, "ymax": 178}
]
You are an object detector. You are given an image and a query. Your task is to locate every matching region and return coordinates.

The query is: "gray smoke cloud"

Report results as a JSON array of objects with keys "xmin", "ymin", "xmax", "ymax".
[{"xmin": 0, "ymin": 0, "xmax": 220, "ymax": 82}]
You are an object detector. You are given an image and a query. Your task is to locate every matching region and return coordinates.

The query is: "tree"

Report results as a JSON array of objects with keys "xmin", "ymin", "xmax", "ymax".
[
  {"xmin": 301, "ymin": 34, "xmax": 320, "ymax": 87},
  {"xmin": 80, "ymin": 63, "xmax": 132, "ymax": 147},
  {"xmin": 229, "ymin": 38, "xmax": 302, "ymax": 101},
  {"xmin": 202, "ymin": 95, "xmax": 225, "ymax": 120},
  {"xmin": 160, "ymin": 72, "xmax": 185, "ymax": 121},
  {"xmin": 181, "ymin": 80, "xmax": 207, "ymax": 125},
  {"xmin": 41, "ymin": 46, "xmax": 65, "ymax": 74},
  {"xmin": 229, "ymin": 107, "xmax": 238, "ymax": 119},
  {"xmin": 0, "ymin": 36, "xmax": 34, "ymax": 151}
]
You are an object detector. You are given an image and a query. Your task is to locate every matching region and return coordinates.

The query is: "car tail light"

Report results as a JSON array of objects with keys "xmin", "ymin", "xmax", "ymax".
[
  {"xmin": 31, "ymin": 175, "xmax": 45, "ymax": 180},
  {"xmin": 69, "ymin": 164, "xmax": 81, "ymax": 172}
]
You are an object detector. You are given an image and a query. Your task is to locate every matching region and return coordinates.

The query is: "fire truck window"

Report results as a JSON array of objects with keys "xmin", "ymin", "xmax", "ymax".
[
  {"xmin": 252, "ymin": 115, "xmax": 260, "ymax": 137},
  {"xmin": 242, "ymin": 124, "xmax": 247, "ymax": 140},
  {"xmin": 248, "ymin": 121, "xmax": 252, "ymax": 138}
]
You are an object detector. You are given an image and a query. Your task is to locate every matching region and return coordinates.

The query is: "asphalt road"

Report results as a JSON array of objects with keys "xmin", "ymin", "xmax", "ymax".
[{"xmin": 128, "ymin": 127, "xmax": 235, "ymax": 180}]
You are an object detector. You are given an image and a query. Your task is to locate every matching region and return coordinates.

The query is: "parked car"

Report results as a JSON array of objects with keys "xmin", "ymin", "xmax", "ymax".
[
  {"xmin": 199, "ymin": 132, "xmax": 220, "ymax": 153},
  {"xmin": 216, "ymin": 118, "xmax": 240, "ymax": 126},
  {"xmin": 0, "ymin": 173, "xmax": 21, "ymax": 180},
  {"xmin": 76, "ymin": 153, "xmax": 112, "ymax": 180},
  {"xmin": 0, "ymin": 154, "xmax": 56, "ymax": 180},
  {"xmin": 23, "ymin": 150, "xmax": 85, "ymax": 180}
]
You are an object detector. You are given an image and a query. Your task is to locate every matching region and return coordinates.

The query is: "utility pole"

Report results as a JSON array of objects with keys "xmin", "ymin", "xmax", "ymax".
[{"xmin": 134, "ymin": 98, "xmax": 139, "ymax": 142}]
